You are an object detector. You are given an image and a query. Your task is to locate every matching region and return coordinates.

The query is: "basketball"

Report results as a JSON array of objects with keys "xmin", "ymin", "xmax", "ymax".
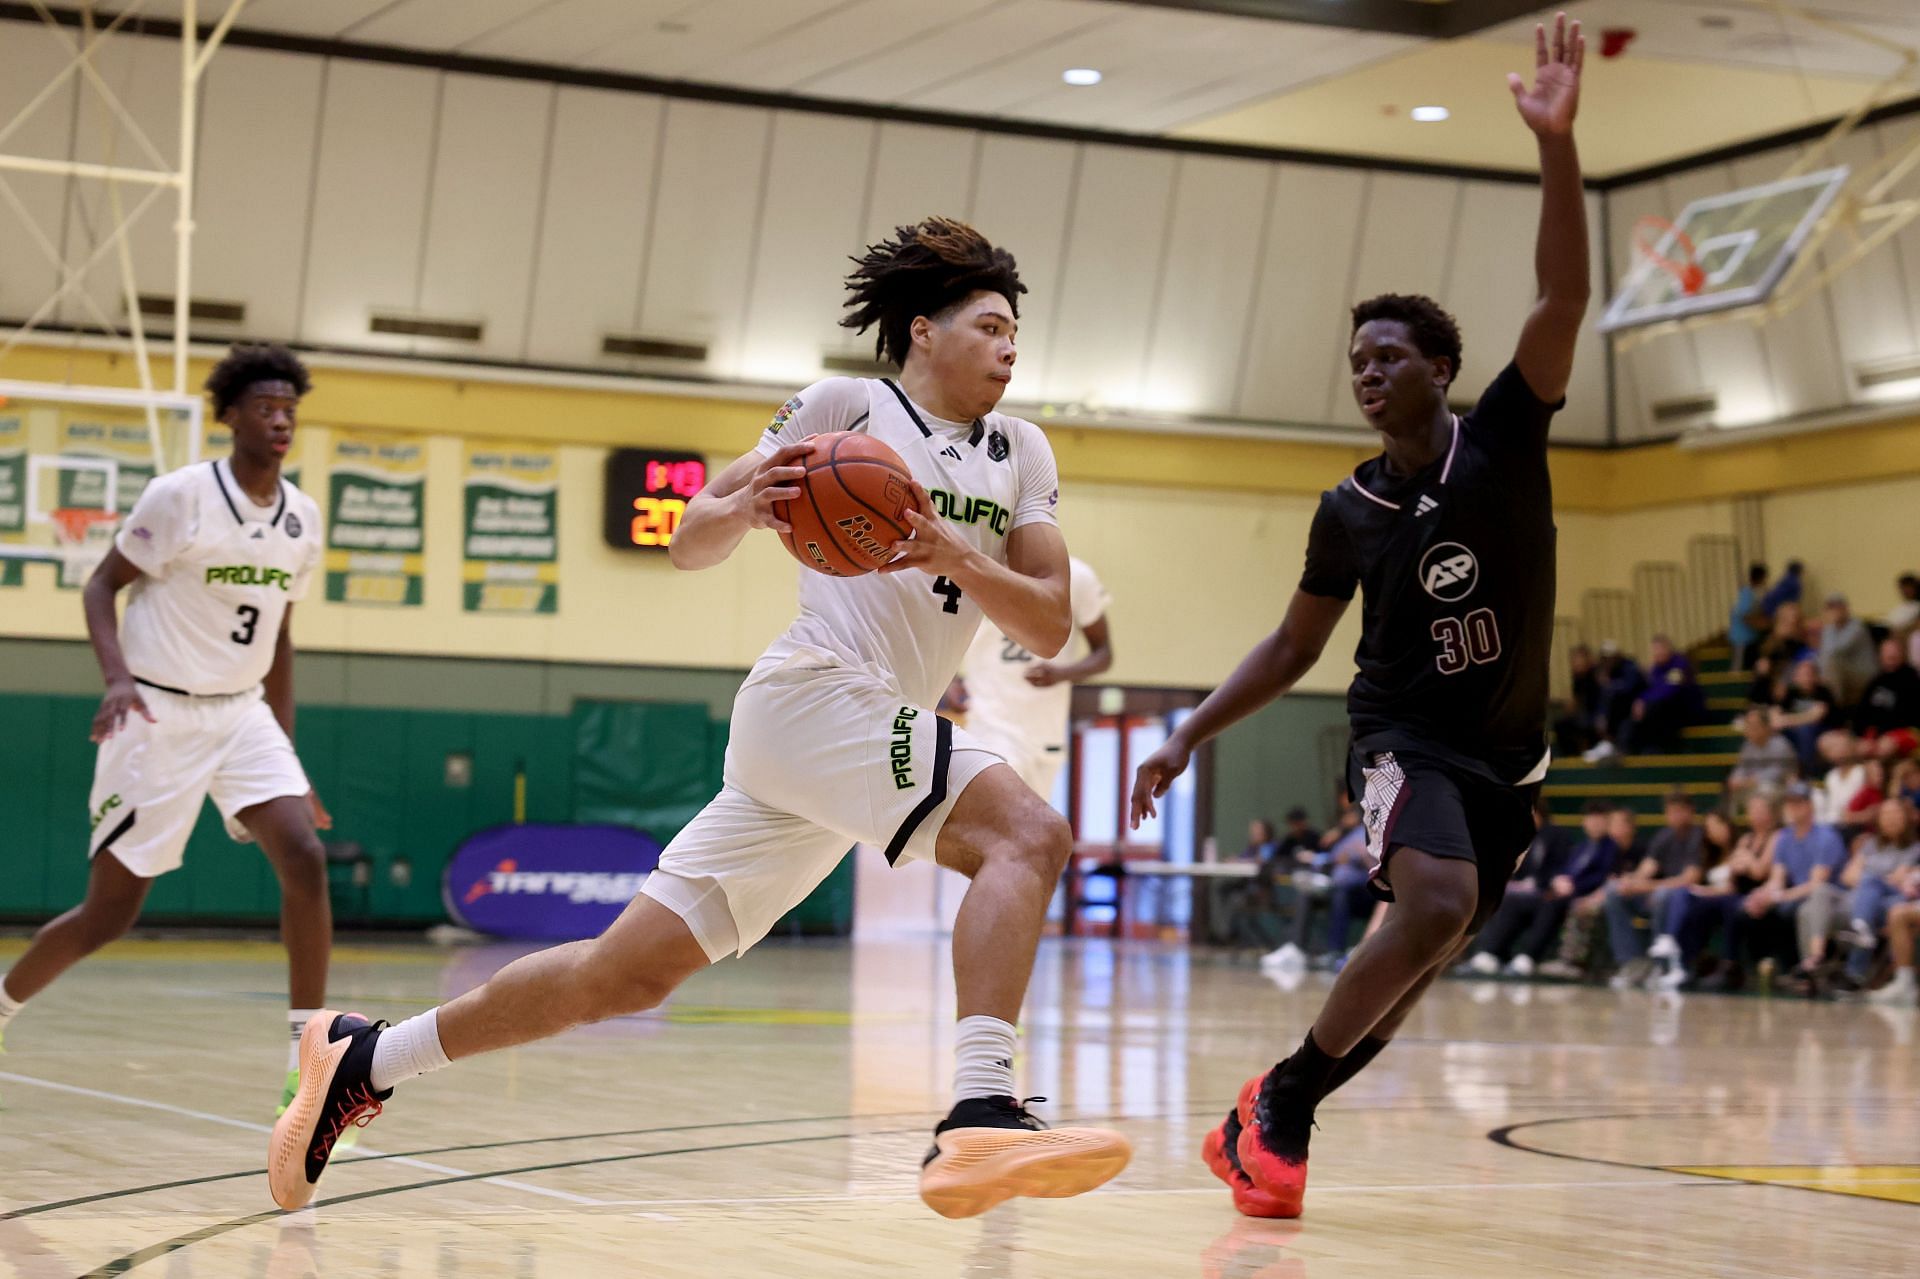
[{"xmin": 775, "ymin": 431, "xmax": 920, "ymax": 576}]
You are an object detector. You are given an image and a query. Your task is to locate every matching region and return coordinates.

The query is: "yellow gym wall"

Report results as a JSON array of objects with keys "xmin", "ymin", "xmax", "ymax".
[{"xmin": 5, "ymin": 346, "xmax": 1920, "ymax": 689}]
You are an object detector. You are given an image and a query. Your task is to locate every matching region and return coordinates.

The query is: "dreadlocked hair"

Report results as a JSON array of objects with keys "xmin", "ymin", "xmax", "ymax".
[
  {"xmin": 205, "ymin": 342, "xmax": 311, "ymax": 416},
  {"xmin": 1351, "ymin": 293, "xmax": 1463, "ymax": 386},
  {"xmin": 840, "ymin": 217, "xmax": 1025, "ymax": 367}
]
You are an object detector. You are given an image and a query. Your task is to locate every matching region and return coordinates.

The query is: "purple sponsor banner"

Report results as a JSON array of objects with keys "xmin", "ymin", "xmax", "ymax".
[{"xmin": 444, "ymin": 823, "xmax": 663, "ymax": 940}]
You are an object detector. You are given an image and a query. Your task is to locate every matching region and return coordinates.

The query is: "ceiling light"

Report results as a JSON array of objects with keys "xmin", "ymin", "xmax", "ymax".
[
  {"xmin": 1062, "ymin": 68, "xmax": 1102, "ymax": 86},
  {"xmin": 1410, "ymin": 105, "xmax": 1450, "ymax": 122}
]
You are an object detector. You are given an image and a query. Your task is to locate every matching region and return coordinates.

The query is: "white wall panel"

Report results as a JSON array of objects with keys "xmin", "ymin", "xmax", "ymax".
[
  {"xmin": 1044, "ymin": 146, "xmax": 1179, "ymax": 408},
  {"xmin": 967, "ymin": 135, "xmax": 1077, "ymax": 400},
  {"xmin": 1730, "ymin": 150, "xmax": 1847, "ymax": 417},
  {"xmin": 1139, "ymin": 155, "xmax": 1268, "ymax": 417},
  {"xmin": 634, "ymin": 101, "xmax": 771, "ymax": 379},
  {"xmin": 1336, "ymin": 173, "xmax": 1461, "ymax": 420},
  {"xmin": 1873, "ymin": 117, "xmax": 1920, "ymax": 360},
  {"xmin": 63, "ymin": 34, "xmax": 180, "ymax": 329},
  {"xmin": 739, "ymin": 112, "xmax": 874, "ymax": 385},
  {"xmin": 1820, "ymin": 126, "xmax": 1919, "ymax": 375},
  {"xmin": 1556, "ymin": 191, "xmax": 1612, "ymax": 444},
  {"xmin": 1235, "ymin": 164, "xmax": 1366, "ymax": 424},
  {"xmin": 524, "ymin": 86, "xmax": 663, "ymax": 368},
  {"xmin": 415, "ymin": 74, "xmax": 552, "ymax": 361},
  {"xmin": 0, "ymin": 27, "xmax": 82, "ymax": 324},
  {"xmin": 192, "ymin": 49, "xmax": 325, "ymax": 343},
  {"xmin": 1441, "ymin": 181, "xmax": 1537, "ymax": 401},
  {"xmin": 300, "ymin": 61, "xmax": 439, "ymax": 351}
]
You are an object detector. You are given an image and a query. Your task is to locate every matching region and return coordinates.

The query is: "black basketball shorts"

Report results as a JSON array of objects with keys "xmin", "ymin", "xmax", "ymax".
[{"xmin": 1346, "ymin": 746, "xmax": 1541, "ymax": 933}]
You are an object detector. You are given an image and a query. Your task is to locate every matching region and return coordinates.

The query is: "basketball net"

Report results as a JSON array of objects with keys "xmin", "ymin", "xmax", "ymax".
[
  {"xmin": 50, "ymin": 507, "xmax": 119, "ymax": 586},
  {"xmin": 1632, "ymin": 216, "xmax": 1707, "ymax": 297}
]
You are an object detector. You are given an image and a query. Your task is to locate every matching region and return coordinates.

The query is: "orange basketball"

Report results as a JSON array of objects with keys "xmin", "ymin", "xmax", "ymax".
[{"xmin": 775, "ymin": 432, "xmax": 919, "ymax": 576}]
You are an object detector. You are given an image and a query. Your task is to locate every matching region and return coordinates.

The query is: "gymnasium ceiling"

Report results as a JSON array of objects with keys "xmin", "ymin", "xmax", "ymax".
[{"xmin": 25, "ymin": 0, "xmax": 1920, "ymax": 178}]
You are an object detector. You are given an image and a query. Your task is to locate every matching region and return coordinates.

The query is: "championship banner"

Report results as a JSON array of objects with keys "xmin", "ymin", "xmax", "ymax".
[
  {"xmin": 325, "ymin": 430, "xmax": 426, "ymax": 606},
  {"xmin": 204, "ymin": 420, "xmax": 306, "ymax": 489},
  {"xmin": 0, "ymin": 414, "xmax": 23, "ymax": 587},
  {"xmin": 461, "ymin": 442, "xmax": 558, "ymax": 614}
]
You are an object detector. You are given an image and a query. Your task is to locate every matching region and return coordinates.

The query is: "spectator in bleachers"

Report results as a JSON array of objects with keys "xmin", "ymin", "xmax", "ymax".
[
  {"xmin": 1888, "ymin": 572, "xmax": 1920, "ymax": 636},
  {"xmin": 1624, "ymin": 634, "xmax": 1705, "ymax": 755},
  {"xmin": 1854, "ymin": 638, "xmax": 1920, "ymax": 759},
  {"xmin": 1896, "ymin": 759, "xmax": 1920, "ymax": 808},
  {"xmin": 1815, "ymin": 732, "xmax": 1874, "ymax": 828},
  {"xmin": 1242, "ymin": 809, "xmax": 1327, "ymax": 962},
  {"xmin": 1868, "ymin": 895, "xmax": 1920, "ymax": 1005},
  {"xmin": 1836, "ymin": 797, "xmax": 1920, "ymax": 992},
  {"xmin": 1310, "ymin": 805, "xmax": 1375, "ymax": 964},
  {"xmin": 1465, "ymin": 800, "xmax": 1617, "ymax": 978},
  {"xmin": 1728, "ymin": 708, "xmax": 1798, "ymax": 804},
  {"xmin": 1601, "ymin": 789, "xmax": 1707, "ymax": 988},
  {"xmin": 1583, "ymin": 641, "xmax": 1645, "ymax": 763},
  {"xmin": 1762, "ymin": 560, "xmax": 1805, "ymax": 620},
  {"xmin": 1539, "ymin": 804, "xmax": 1640, "ymax": 978},
  {"xmin": 1554, "ymin": 643, "xmax": 1602, "ymax": 755},
  {"xmin": 1771, "ymin": 656, "xmax": 1840, "ymax": 774},
  {"xmin": 1276, "ymin": 808, "xmax": 1321, "ymax": 867},
  {"xmin": 1730, "ymin": 562, "xmax": 1769, "ymax": 670},
  {"xmin": 1817, "ymin": 594, "xmax": 1878, "ymax": 709},
  {"xmin": 1735, "ymin": 782, "xmax": 1847, "ymax": 994},
  {"xmin": 1651, "ymin": 797, "xmax": 1777, "ymax": 990}
]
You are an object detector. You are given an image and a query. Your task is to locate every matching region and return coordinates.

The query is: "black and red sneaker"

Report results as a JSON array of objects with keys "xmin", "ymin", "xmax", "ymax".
[
  {"xmin": 268, "ymin": 1011, "xmax": 392, "ymax": 1210},
  {"xmin": 1202, "ymin": 1080, "xmax": 1295, "ymax": 1218},
  {"xmin": 1234, "ymin": 1066, "xmax": 1311, "ymax": 1217}
]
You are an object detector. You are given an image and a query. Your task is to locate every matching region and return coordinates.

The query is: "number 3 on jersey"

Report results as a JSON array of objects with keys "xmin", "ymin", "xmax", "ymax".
[{"xmin": 1432, "ymin": 607, "xmax": 1499, "ymax": 674}]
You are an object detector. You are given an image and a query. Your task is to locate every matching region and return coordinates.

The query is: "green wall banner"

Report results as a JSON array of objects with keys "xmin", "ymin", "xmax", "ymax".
[
  {"xmin": 0, "ymin": 415, "xmax": 22, "ymax": 588},
  {"xmin": 462, "ymin": 442, "xmax": 558, "ymax": 614},
  {"xmin": 326, "ymin": 430, "xmax": 426, "ymax": 606}
]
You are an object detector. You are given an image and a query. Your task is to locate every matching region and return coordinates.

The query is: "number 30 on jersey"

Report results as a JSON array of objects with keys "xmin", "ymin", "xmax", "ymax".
[{"xmin": 1432, "ymin": 608, "xmax": 1500, "ymax": 675}]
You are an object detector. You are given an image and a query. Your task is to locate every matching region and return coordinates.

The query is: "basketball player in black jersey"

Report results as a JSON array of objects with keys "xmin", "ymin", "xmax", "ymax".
[{"xmin": 1132, "ymin": 14, "xmax": 1589, "ymax": 1218}]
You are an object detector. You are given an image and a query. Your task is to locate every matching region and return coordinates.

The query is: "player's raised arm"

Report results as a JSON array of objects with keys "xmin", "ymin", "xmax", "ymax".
[
  {"xmin": 1130, "ymin": 588, "xmax": 1349, "ymax": 827},
  {"xmin": 669, "ymin": 442, "xmax": 812, "ymax": 572},
  {"xmin": 1508, "ymin": 12, "xmax": 1591, "ymax": 404}
]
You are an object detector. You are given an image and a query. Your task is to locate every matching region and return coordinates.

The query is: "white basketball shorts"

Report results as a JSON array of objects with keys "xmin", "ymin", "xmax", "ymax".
[
  {"xmin": 88, "ymin": 684, "xmax": 312, "ymax": 878},
  {"xmin": 641, "ymin": 657, "xmax": 1006, "ymax": 961},
  {"xmin": 959, "ymin": 723, "xmax": 1065, "ymax": 805}
]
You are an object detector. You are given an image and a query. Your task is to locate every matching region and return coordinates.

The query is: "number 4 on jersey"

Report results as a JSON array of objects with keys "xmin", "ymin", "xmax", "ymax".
[{"xmin": 931, "ymin": 576, "xmax": 963, "ymax": 614}]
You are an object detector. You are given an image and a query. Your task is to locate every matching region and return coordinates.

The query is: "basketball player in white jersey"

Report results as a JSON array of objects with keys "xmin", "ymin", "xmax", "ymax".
[
  {"xmin": 956, "ymin": 556, "xmax": 1112, "ymax": 800},
  {"xmin": 272, "ymin": 219, "xmax": 1131, "ymax": 1217},
  {"xmin": 0, "ymin": 345, "xmax": 331, "ymax": 1114}
]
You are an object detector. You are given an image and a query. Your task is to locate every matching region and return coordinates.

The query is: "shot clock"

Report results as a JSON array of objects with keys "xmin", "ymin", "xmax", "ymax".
[{"xmin": 603, "ymin": 448, "xmax": 707, "ymax": 551}]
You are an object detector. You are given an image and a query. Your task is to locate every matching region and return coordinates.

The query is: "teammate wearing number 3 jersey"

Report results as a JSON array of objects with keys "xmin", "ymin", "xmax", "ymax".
[
  {"xmin": 268, "ymin": 218, "xmax": 1130, "ymax": 1219},
  {"xmin": 1132, "ymin": 12, "xmax": 1592, "ymax": 1222},
  {"xmin": 0, "ymin": 345, "xmax": 331, "ymax": 1117}
]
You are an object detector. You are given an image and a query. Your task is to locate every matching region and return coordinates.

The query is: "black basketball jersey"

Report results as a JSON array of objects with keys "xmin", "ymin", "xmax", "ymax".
[{"xmin": 1301, "ymin": 362, "xmax": 1560, "ymax": 786}]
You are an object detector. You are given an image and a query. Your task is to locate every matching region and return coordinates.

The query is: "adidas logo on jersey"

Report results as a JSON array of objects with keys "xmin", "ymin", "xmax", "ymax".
[
  {"xmin": 940, "ymin": 445, "xmax": 962, "ymax": 461},
  {"xmin": 250, "ymin": 527, "xmax": 266, "ymax": 539},
  {"xmin": 1415, "ymin": 495, "xmax": 1438, "ymax": 516}
]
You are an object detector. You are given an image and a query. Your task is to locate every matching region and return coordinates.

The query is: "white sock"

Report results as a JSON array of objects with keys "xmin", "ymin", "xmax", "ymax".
[
  {"xmin": 1892, "ymin": 968, "xmax": 1918, "ymax": 991},
  {"xmin": 288, "ymin": 1008, "xmax": 319, "ymax": 1072},
  {"xmin": 369, "ymin": 1007, "xmax": 451, "ymax": 1092},
  {"xmin": 0, "ymin": 973, "xmax": 23, "ymax": 1032},
  {"xmin": 953, "ymin": 1015, "xmax": 1017, "ymax": 1103}
]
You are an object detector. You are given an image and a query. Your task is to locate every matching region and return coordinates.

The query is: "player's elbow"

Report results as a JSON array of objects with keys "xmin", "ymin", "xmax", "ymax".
[{"xmin": 1033, "ymin": 612, "xmax": 1072, "ymax": 660}]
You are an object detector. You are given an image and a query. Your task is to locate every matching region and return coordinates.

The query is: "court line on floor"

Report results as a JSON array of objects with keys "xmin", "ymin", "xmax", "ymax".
[
  {"xmin": 1488, "ymin": 1112, "xmax": 1920, "ymax": 1211},
  {"xmin": 0, "ymin": 1070, "xmax": 605, "ymax": 1207}
]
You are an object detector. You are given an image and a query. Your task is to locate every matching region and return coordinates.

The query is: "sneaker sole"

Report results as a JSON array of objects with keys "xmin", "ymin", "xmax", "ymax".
[
  {"xmin": 268, "ymin": 1011, "xmax": 352, "ymax": 1211},
  {"xmin": 1234, "ymin": 1124, "xmax": 1306, "ymax": 1218},
  {"xmin": 918, "ymin": 1125, "xmax": 1133, "ymax": 1219}
]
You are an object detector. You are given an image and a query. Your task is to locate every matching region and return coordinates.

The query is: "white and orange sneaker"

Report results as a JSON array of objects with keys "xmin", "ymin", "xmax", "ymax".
[
  {"xmin": 917, "ymin": 1095, "xmax": 1132, "ymax": 1219},
  {"xmin": 268, "ymin": 1012, "xmax": 392, "ymax": 1210}
]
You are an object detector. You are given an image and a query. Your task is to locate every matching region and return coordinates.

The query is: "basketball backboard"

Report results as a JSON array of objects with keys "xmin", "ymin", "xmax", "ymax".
[{"xmin": 1599, "ymin": 167, "xmax": 1851, "ymax": 334}]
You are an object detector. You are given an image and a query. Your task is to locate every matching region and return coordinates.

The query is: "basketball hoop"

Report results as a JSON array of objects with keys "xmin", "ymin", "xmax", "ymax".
[
  {"xmin": 51, "ymin": 507, "xmax": 119, "ymax": 546},
  {"xmin": 1633, "ymin": 216, "xmax": 1707, "ymax": 297}
]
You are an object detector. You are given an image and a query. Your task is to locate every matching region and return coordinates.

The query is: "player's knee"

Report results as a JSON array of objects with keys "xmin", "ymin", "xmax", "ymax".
[
  {"xmin": 1402, "ymin": 880, "xmax": 1477, "ymax": 951},
  {"xmin": 276, "ymin": 833, "xmax": 328, "ymax": 895},
  {"xmin": 574, "ymin": 951, "xmax": 680, "ymax": 1021},
  {"xmin": 1011, "ymin": 806, "xmax": 1072, "ymax": 879}
]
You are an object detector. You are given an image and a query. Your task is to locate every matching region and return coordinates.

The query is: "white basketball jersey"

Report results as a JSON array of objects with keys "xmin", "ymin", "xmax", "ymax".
[
  {"xmin": 752, "ymin": 377, "xmax": 1061, "ymax": 709},
  {"xmin": 962, "ymin": 556, "xmax": 1110, "ymax": 752},
  {"xmin": 114, "ymin": 459, "xmax": 324, "ymax": 696}
]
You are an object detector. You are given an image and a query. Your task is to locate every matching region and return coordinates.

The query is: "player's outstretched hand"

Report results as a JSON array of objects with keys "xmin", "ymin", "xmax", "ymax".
[
  {"xmin": 1023, "ymin": 662, "xmax": 1063, "ymax": 688},
  {"xmin": 1129, "ymin": 736, "xmax": 1192, "ymax": 828},
  {"xmin": 308, "ymin": 788, "xmax": 334, "ymax": 832},
  {"xmin": 731, "ymin": 441, "xmax": 813, "ymax": 534},
  {"xmin": 91, "ymin": 676, "xmax": 155, "ymax": 743},
  {"xmin": 881, "ymin": 481, "xmax": 973, "ymax": 577},
  {"xmin": 1508, "ymin": 12, "xmax": 1582, "ymax": 137}
]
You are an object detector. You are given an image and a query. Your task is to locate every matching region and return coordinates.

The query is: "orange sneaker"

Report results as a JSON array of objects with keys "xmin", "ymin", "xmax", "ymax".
[
  {"xmin": 918, "ymin": 1095, "xmax": 1132, "ymax": 1219},
  {"xmin": 267, "ymin": 1012, "xmax": 392, "ymax": 1210},
  {"xmin": 1206, "ymin": 1098, "xmax": 1296, "ymax": 1218},
  {"xmin": 1234, "ymin": 1069, "xmax": 1310, "ymax": 1218}
]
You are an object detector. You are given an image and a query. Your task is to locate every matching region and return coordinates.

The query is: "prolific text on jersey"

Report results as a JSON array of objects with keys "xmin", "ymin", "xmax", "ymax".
[{"xmin": 204, "ymin": 565, "xmax": 293, "ymax": 590}]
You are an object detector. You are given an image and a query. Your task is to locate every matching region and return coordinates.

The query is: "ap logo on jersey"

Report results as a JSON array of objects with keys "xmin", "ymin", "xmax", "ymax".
[{"xmin": 1419, "ymin": 542, "xmax": 1478, "ymax": 601}]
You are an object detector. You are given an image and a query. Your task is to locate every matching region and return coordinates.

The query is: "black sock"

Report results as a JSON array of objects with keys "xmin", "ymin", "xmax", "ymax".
[
  {"xmin": 1271, "ymin": 1029, "xmax": 1342, "ymax": 1104},
  {"xmin": 1318, "ymin": 1034, "xmax": 1388, "ymax": 1102}
]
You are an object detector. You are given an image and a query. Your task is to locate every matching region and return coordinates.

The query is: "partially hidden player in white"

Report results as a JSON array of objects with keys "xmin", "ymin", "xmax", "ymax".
[
  {"xmin": 954, "ymin": 556, "xmax": 1113, "ymax": 802},
  {"xmin": 271, "ymin": 218, "xmax": 1132, "ymax": 1217},
  {"xmin": 0, "ymin": 344, "xmax": 332, "ymax": 1115}
]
